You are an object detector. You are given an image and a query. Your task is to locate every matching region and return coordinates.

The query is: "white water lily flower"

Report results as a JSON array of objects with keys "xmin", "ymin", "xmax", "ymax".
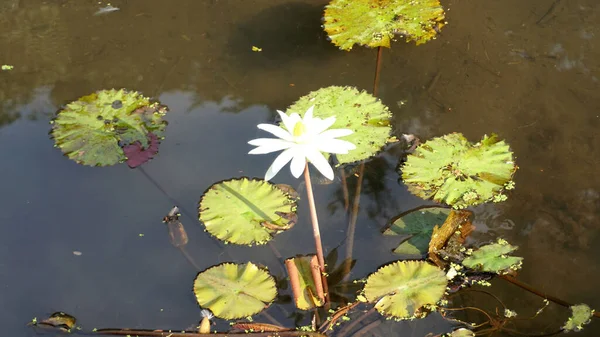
[{"xmin": 249, "ymin": 106, "xmax": 356, "ymax": 181}]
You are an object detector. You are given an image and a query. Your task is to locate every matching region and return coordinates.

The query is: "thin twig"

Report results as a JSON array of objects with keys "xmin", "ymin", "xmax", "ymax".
[{"xmin": 499, "ymin": 275, "xmax": 600, "ymax": 319}]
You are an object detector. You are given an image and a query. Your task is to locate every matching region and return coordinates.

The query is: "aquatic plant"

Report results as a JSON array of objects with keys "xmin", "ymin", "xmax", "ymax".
[
  {"xmin": 461, "ymin": 239, "xmax": 523, "ymax": 274},
  {"xmin": 362, "ymin": 260, "xmax": 447, "ymax": 319},
  {"xmin": 323, "ymin": 0, "xmax": 446, "ymax": 50},
  {"xmin": 198, "ymin": 178, "xmax": 298, "ymax": 246},
  {"xmin": 50, "ymin": 89, "xmax": 167, "ymax": 166},
  {"xmin": 285, "ymin": 255, "xmax": 325, "ymax": 310},
  {"xmin": 401, "ymin": 133, "xmax": 517, "ymax": 209},
  {"xmin": 193, "ymin": 262, "xmax": 277, "ymax": 320},
  {"xmin": 563, "ymin": 304, "xmax": 594, "ymax": 332}
]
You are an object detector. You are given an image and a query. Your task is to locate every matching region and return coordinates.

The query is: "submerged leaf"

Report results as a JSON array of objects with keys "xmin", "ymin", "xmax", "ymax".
[
  {"xmin": 363, "ymin": 260, "xmax": 447, "ymax": 319},
  {"xmin": 50, "ymin": 89, "xmax": 168, "ymax": 166},
  {"xmin": 285, "ymin": 255, "xmax": 324, "ymax": 310},
  {"xmin": 193, "ymin": 262, "xmax": 277, "ymax": 320},
  {"xmin": 198, "ymin": 178, "xmax": 297, "ymax": 245},
  {"xmin": 323, "ymin": 0, "xmax": 446, "ymax": 51},
  {"xmin": 286, "ymin": 86, "xmax": 392, "ymax": 165},
  {"xmin": 462, "ymin": 239, "xmax": 523, "ymax": 273},
  {"xmin": 383, "ymin": 206, "xmax": 451, "ymax": 256},
  {"xmin": 401, "ymin": 133, "xmax": 517, "ymax": 209},
  {"xmin": 451, "ymin": 328, "xmax": 475, "ymax": 337},
  {"xmin": 563, "ymin": 304, "xmax": 593, "ymax": 332}
]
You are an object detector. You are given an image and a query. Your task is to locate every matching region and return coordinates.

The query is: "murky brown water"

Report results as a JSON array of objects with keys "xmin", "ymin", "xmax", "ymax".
[{"xmin": 0, "ymin": 1, "xmax": 598, "ymax": 336}]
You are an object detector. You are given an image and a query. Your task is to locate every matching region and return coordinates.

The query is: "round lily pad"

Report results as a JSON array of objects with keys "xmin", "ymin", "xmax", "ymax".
[
  {"xmin": 193, "ymin": 262, "xmax": 277, "ymax": 320},
  {"xmin": 286, "ymin": 86, "xmax": 392, "ymax": 165},
  {"xmin": 363, "ymin": 260, "xmax": 447, "ymax": 319},
  {"xmin": 323, "ymin": 0, "xmax": 446, "ymax": 51},
  {"xmin": 198, "ymin": 178, "xmax": 298, "ymax": 246},
  {"xmin": 50, "ymin": 89, "xmax": 168, "ymax": 166},
  {"xmin": 401, "ymin": 133, "xmax": 517, "ymax": 209}
]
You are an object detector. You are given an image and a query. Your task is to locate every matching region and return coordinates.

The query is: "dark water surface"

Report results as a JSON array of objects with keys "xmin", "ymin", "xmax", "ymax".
[{"xmin": 1, "ymin": 1, "xmax": 599, "ymax": 336}]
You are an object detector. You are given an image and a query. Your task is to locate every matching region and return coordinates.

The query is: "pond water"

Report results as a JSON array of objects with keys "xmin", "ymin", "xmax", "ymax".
[{"xmin": 0, "ymin": 1, "xmax": 599, "ymax": 336}]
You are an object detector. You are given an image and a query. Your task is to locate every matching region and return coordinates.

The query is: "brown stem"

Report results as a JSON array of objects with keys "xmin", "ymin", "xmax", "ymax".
[
  {"xmin": 303, "ymin": 162, "xmax": 330, "ymax": 304},
  {"xmin": 499, "ymin": 275, "xmax": 600, "ymax": 319}
]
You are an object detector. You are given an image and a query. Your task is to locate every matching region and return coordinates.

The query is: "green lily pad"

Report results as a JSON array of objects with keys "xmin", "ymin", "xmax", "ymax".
[
  {"xmin": 363, "ymin": 260, "xmax": 447, "ymax": 319},
  {"xmin": 401, "ymin": 133, "xmax": 517, "ymax": 209},
  {"xmin": 383, "ymin": 206, "xmax": 451, "ymax": 256},
  {"xmin": 50, "ymin": 89, "xmax": 168, "ymax": 166},
  {"xmin": 323, "ymin": 0, "xmax": 446, "ymax": 51},
  {"xmin": 286, "ymin": 86, "xmax": 392, "ymax": 165},
  {"xmin": 462, "ymin": 239, "xmax": 523, "ymax": 273},
  {"xmin": 193, "ymin": 262, "xmax": 277, "ymax": 320},
  {"xmin": 198, "ymin": 178, "xmax": 298, "ymax": 246},
  {"xmin": 563, "ymin": 304, "xmax": 594, "ymax": 332},
  {"xmin": 285, "ymin": 255, "xmax": 324, "ymax": 310}
]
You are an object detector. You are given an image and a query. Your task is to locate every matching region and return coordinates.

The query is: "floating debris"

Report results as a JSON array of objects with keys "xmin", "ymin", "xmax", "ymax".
[{"xmin": 94, "ymin": 4, "xmax": 120, "ymax": 16}]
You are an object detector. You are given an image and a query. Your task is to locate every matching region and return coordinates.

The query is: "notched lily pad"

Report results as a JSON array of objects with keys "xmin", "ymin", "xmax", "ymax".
[
  {"xmin": 462, "ymin": 239, "xmax": 523, "ymax": 273},
  {"xmin": 50, "ymin": 89, "xmax": 168, "ymax": 166},
  {"xmin": 323, "ymin": 0, "xmax": 446, "ymax": 51},
  {"xmin": 286, "ymin": 86, "xmax": 392, "ymax": 165},
  {"xmin": 193, "ymin": 262, "xmax": 277, "ymax": 320},
  {"xmin": 383, "ymin": 206, "xmax": 451, "ymax": 256},
  {"xmin": 363, "ymin": 260, "xmax": 447, "ymax": 319},
  {"xmin": 198, "ymin": 178, "xmax": 298, "ymax": 246},
  {"xmin": 401, "ymin": 133, "xmax": 517, "ymax": 209},
  {"xmin": 562, "ymin": 304, "xmax": 594, "ymax": 332}
]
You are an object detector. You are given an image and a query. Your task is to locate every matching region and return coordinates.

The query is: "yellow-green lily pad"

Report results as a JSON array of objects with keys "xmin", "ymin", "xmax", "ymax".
[
  {"xmin": 401, "ymin": 133, "xmax": 517, "ymax": 209},
  {"xmin": 193, "ymin": 262, "xmax": 277, "ymax": 320},
  {"xmin": 50, "ymin": 89, "xmax": 167, "ymax": 166},
  {"xmin": 198, "ymin": 178, "xmax": 298, "ymax": 246},
  {"xmin": 323, "ymin": 0, "xmax": 446, "ymax": 51},
  {"xmin": 363, "ymin": 260, "xmax": 447, "ymax": 319}
]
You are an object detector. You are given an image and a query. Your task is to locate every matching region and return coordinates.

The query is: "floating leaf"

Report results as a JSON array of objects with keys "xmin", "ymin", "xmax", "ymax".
[
  {"xmin": 285, "ymin": 255, "xmax": 324, "ymax": 310},
  {"xmin": 323, "ymin": 0, "xmax": 446, "ymax": 51},
  {"xmin": 198, "ymin": 178, "xmax": 297, "ymax": 245},
  {"xmin": 50, "ymin": 89, "xmax": 167, "ymax": 166},
  {"xmin": 383, "ymin": 206, "xmax": 451, "ymax": 256},
  {"xmin": 363, "ymin": 260, "xmax": 447, "ymax": 319},
  {"xmin": 451, "ymin": 328, "xmax": 475, "ymax": 337},
  {"xmin": 286, "ymin": 86, "xmax": 392, "ymax": 165},
  {"xmin": 462, "ymin": 239, "xmax": 523, "ymax": 273},
  {"xmin": 401, "ymin": 133, "xmax": 517, "ymax": 209},
  {"xmin": 193, "ymin": 262, "xmax": 277, "ymax": 320},
  {"xmin": 563, "ymin": 304, "xmax": 593, "ymax": 332}
]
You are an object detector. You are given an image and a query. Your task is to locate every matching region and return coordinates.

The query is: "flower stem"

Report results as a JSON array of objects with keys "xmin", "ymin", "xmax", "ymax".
[{"xmin": 303, "ymin": 162, "xmax": 330, "ymax": 304}]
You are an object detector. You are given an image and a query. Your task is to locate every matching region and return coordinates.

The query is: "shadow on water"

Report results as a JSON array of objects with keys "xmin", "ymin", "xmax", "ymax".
[{"xmin": 0, "ymin": 0, "xmax": 599, "ymax": 336}]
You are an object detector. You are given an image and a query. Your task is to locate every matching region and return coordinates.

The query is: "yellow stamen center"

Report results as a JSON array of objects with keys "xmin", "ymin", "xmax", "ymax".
[{"xmin": 292, "ymin": 121, "xmax": 306, "ymax": 137}]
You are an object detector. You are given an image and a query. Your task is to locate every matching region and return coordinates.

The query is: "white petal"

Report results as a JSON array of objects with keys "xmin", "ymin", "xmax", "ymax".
[
  {"xmin": 305, "ymin": 149, "xmax": 334, "ymax": 180},
  {"xmin": 289, "ymin": 149, "xmax": 307, "ymax": 178},
  {"xmin": 248, "ymin": 138, "xmax": 293, "ymax": 154},
  {"xmin": 303, "ymin": 106, "xmax": 315, "ymax": 124},
  {"xmin": 319, "ymin": 128, "xmax": 353, "ymax": 139},
  {"xmin": 265, "ymin": 148, "xmax": 295, "ymax": 181},
  {"xmin": 278, "ymin": 110, "xmax": 297, "ymax": 133},
  {"xmin": 310, "ymin": 116, "xmax": 336, "ymax": 135},
  {"xmin": 316, "ymin": 139, "xmax": 356, "ymax": 154},
  {"xmin": 257, "ymin": 124, "xmax": 293, "ymax": 141}
]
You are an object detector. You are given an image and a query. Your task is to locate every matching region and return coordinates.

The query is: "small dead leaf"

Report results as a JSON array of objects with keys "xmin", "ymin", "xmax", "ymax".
[{"xmin": 252, "ymin": 46, "xmax": 262, "ymax": 52}]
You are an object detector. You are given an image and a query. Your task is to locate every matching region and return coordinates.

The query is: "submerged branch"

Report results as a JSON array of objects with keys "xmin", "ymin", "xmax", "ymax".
[{"xmin": 95, "ymin": 329, "xmax": 326, "ymax": 337}]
